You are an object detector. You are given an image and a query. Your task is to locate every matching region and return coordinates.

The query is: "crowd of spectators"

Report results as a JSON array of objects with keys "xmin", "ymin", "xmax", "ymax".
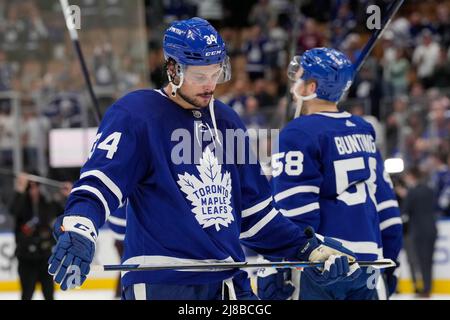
[
  {"xmin": 0, "ymin": 0, "xmax": 148, "ymax": 232},
  {"xmin": 0, "ymin": 0, "xmax": 147, "ymax": 171}
]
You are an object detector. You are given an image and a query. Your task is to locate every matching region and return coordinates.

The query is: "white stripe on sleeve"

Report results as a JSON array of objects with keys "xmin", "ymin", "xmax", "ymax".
[
  {"xmin": 274, "ymin": 185, "xmax": 320, "ymax": 203},
  {"xmin": 108, "ymin": 215, "xmax": 126, "ymax": 227},
  {"xmin": 377, "ymin": 200, "xmax": 399, "ymax": 212},
  {"xmin": 239, "ymin": 208, "xmax": 278, "ymax": 239},
  {"xmin": 242, "ymin": 197, "xmax": 272, "ymax": 218},
  {"xmin": 380, "ymin": 217, "xmax": 403, "ymax": 231},
  {"xmin": 80, "ymin": 170, "xmax": 124, "ymax": 206},
  {"xmin": 280, "ymin": 202, "xmax": 319, "ymax": 217},
  {"xmin": 71, "ymin": 185, "xmax": 111, "ymax": 221}
]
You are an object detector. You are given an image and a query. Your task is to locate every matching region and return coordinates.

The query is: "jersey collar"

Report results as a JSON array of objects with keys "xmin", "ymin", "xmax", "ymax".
[{"xmin": 314, "ymin": 111, "xmax": 352, "ymax": 118}]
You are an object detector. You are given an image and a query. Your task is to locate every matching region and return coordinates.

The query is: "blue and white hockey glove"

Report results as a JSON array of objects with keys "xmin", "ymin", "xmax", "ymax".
[
  {"xmin": 48, "ymin": 216, "xmax": 97, "ymax": 290},
  {"xmin": 257, "ymin": 262, "xmax": 295, "ymax": 300},
  {"xmin": 298, "ymin": 227, "xmax": 362, "ymax": 286}
]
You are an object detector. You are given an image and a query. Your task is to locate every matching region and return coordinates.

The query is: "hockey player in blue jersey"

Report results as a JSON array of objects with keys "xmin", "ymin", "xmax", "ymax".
[
  {"xmin": 258, "ymin": 48, "xmax": 403, "ymax": 300},
  {"xmin": 47, "ymin": 19, "xmax": 362, "ymax": 300}
]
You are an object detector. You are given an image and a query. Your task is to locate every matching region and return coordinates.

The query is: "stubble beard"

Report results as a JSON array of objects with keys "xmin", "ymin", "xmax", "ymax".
[{"xmin": 178, "ymin": 88, "xmax": 211, "ymax": 109}]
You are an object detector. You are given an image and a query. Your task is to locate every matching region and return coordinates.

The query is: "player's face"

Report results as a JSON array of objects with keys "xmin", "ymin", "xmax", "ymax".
[{"xmin": 179, "ymin": 64, "xmax": 222, "ymax": 108}]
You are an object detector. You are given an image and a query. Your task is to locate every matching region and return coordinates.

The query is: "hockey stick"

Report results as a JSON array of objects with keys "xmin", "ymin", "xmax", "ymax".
[
  {"xmin": 353, "ymin": 0, "xmax": 405, "ymax": 74},
  {"xmin": 282, "ymin": 0, "xmax": 302, "ymax": 124},
  {"xmin": 0, "ymin": 167, "xmax": 66, "ymax": 188},
  {"xmin": 59, "ymin": 0, "xmax": 102, "ymax": 124},
  {"xmin": 91, "ymin": 258, "xmax": 395, "ymax": 272},
  {"xmin": 284, "ymin": 0, "xmax": 405, "ymax": 122}
]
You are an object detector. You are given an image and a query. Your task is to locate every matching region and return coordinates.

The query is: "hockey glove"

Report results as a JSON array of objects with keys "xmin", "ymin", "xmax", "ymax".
[
  {"xmin": 298, "ymin": 227, "xmax": 362, "ymax": 286},
  {"xmin": 257, "ymin": 262, "xmax": 295, "ymax": 300},
  {"xmin": 48, "ymin": 215, "xmax": 97, "ymax": 290}
]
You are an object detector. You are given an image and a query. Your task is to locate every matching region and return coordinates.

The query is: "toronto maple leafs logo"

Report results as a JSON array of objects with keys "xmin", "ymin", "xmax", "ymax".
[
  {"xmin": 177, "ymin": 147, "xmax": 234, "ymax": 231},
  {"xmin": 187, "ymin": 30, "xmax": 195, "ymax": 40}
]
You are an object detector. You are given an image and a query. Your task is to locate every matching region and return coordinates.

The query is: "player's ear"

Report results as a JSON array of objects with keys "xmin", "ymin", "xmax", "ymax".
[
  {"xmin": 165, "ymin": 59, "xmax": 181, "ymax": 85},
  {"xmin": 306, "ymin": 80, "xmax": 317, "ymax": 96}
]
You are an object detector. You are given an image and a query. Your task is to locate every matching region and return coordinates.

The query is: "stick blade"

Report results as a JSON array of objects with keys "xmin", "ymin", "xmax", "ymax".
[
  {"xmin": 370, "ymin": 258, "xmax": 396, "ymax": 269},
  {"xmin": 90, "ymin": 265, "xmax": 105, "ymax": 272}
]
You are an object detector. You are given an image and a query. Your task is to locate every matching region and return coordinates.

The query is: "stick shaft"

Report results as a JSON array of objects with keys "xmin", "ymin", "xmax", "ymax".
[
  {"xmin": 23, "ymin": 173, "xmax": 66, "ymax": 188},
  {"xmin": 353, "ymin": 0, "xmax": 405, "ymax": 74},
  {"xmin": 59, "ymin": 0, "xmax": 102, "ymax": 124},
  {"xmin": 0, "ymin": 168, "xmax": 65, "ymax": 188},
  {"xmin": 93, "ymin": 259, "xmax": 395, "ymax": 272},
  {"xmin": 283, "ymin": 0, "xmax": 303, "ymax": 124},
  {"xmin": 73, "ymin": 40, "xmax": 102, "ymax": 124}
]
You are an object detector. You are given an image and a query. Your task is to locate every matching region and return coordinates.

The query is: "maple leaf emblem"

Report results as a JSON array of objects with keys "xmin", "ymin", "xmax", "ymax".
[{"xmin": 177, "ymin": 147, "xmax": 234, "ymax": 231}]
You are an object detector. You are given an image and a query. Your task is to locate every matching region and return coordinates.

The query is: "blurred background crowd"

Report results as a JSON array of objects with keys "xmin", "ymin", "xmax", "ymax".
[{"xmin": 0, "ymin": 0, "xmax": 449, "ymax": 299}]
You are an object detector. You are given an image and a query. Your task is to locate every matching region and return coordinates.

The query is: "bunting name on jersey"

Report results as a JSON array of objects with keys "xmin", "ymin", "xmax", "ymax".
[{"xmin": 334, "ymin": 134, "xmax": 376, "ymax": 156}]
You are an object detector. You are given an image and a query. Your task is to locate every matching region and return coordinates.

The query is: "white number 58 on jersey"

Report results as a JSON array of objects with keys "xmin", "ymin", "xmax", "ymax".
[
  {"xmin": 271, "ymin": 151, "xmax": 304, "ymax": 177},
  {"xmin": 89, "ymin": 132, "xmax": 122, "ymax": 160}
]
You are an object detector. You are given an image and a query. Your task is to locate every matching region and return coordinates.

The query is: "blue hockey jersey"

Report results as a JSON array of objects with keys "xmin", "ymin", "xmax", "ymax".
[
  {"xmin": 271, "ymin": 111, "xmax": 403, "ymax": 262},
  {"xmin": 64, "ymin": 89, "xmax": 309, "ymax": 287},
  {"xmin": 107, "ymin": 200, "xmax": 127, "ymax": 241}
]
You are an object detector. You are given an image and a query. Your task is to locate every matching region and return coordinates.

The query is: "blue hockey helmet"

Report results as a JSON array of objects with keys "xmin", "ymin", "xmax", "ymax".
[
  {"xmin": 163, "ymin": 17, "xmax": 231, "ymax": 94},
  {"xmin": 163, "ymin": 17, "xmax": 228, "ymax": 66},
  {"xmin": 288, "ymin": 48, "xmax": 354, "ymax": 102}
]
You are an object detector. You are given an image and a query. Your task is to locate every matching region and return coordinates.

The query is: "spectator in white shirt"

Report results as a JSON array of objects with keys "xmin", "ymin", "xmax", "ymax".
[{"xmin": 412, "ymin": 30, "xmax": 441, "ymax": 83}]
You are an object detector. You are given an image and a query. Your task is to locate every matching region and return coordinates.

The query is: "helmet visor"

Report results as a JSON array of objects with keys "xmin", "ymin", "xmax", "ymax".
[
  {"xmin": 287, "ymin": 55, "xmax": 304, "ymax": 81},
  {"xmin": 182, "ymin": 56, "xmax": 232, "ymax": 85}
]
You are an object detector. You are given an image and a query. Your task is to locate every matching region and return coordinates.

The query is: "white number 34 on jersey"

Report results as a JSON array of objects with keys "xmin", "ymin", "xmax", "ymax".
[{"xmin": 89, "ymin": 132, "xmax": 122, "ymax": 160}]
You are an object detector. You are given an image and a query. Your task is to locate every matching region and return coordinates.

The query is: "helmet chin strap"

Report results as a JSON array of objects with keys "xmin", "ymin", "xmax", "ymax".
[
  {"xmin": 209, "ymin": 96, "xmax": 222, "ymax": 146},
  {"xmin": 292, "ymin": 79, "xmax": 316, "ymax": 118},
  {"xmin": 170, "ymin": 73, "xmax": 184, "ymax": 97},
  {"xmin": 167, "ymin": 62, "xmax": 184, "ymax": 97}
]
